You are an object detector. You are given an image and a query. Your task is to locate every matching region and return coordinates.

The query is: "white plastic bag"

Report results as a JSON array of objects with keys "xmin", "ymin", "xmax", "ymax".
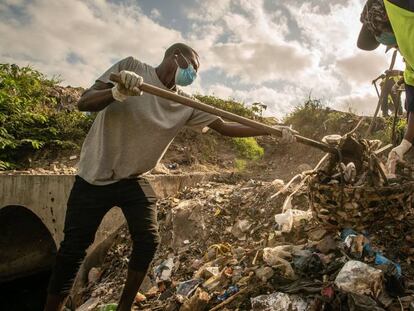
[{"xmin": 274, "ymin": 209, "xmax": 312, "ymax": 232}]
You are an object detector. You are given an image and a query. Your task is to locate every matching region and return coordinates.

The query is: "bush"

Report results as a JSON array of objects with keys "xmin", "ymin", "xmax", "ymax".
[
  {"xmin": 194, "ymin": 95, "xmax": 261, "ymax": 120},
  {"xmin": 195, "ymin": 94, "xmax": 266, "ymax": 163},
  {"xmin": 232, "ymin": 137, "xmax": 264, "ymax": 160},
  {"xmin": 284, "ymin": 97, "xmax": 329, "ymax": 139},
  {"xmin": 284, "ymin": 97, "xmax": 389, "ymax": 140},
  {"xmin": 234, "ymin": 158, "xmax": 247, "ymax": 171},
  {"xmin": 0, "ymin": 64, "xmax": 93, "ymax": 169}
]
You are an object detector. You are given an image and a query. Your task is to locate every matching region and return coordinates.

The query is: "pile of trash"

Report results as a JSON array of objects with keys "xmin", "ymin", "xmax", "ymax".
[
  {"xmin": 77, "ymin": 177, "xmax": 414, "ymax": 311},
  {"xmin": 309, "ymin": 134, "xmax": 414, "ymax": 232}
]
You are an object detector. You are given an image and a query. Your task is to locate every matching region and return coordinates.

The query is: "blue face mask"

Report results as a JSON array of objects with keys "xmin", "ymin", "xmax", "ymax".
[
  {"xmin": 375, "ymin": 32, "xmax": 397, "ymax": 46},
  {"xmin": 174, "ymin": 55, "xmax": 197, "ymax": 86}
]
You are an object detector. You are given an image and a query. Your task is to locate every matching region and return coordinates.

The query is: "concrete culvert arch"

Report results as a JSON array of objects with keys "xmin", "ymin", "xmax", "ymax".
[{"xmin": 0, "ymin": 205, "xmax": 57, "ymax": 282}]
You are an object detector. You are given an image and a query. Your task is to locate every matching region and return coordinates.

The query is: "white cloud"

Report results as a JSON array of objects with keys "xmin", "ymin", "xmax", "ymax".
[
  {"xmin": 1, "ymin": 0, "xmax": 400, "ymax": 120},
  {"xmin": 187, "ymin": 0, "xmax": 231, "ymax": 22},
  {"xmin": 0, "ymin": 0, "xmax": 182, "ymax": 86},
  {"xmin": 205, "ymin": 84, "xmax": 304, "ymax": 118},
  {"xmin": 210, "ymin": 42, "xmax": 314, "ymax": 84},
  {"xmin": 334, "ymin": 90, "xmax": 379, "ymax": 116},
  {"xmin": 150, "ymin": 8, "xmax": 161, "ymax": 19},
  {"xmin": 336, "ymin": 52, "xmax": 388, "ymax": 84}
]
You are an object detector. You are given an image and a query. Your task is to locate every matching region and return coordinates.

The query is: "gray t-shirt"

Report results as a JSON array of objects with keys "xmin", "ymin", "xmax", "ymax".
[{"xmin": 77, "ymin": 56, "xmax": 219, "ymax": 185}]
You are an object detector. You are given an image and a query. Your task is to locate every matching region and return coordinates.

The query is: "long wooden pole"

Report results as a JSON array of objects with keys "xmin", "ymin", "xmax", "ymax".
[{"xmin": 109, "ymin": 73, "xmax": 335, "ymax": 154}]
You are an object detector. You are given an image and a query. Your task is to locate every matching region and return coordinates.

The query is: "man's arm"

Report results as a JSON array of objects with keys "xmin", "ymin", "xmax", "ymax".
[
  {"xmin": 208, "ymin": 118, "xmax": 269, "ymax": 137},
  {"xmin": 77, "ymin": 81, "xmax": 115, "ymax": 112}
]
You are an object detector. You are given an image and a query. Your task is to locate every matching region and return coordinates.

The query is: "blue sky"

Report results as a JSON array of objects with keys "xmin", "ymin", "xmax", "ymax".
[{"xmin": 0, "ymin": 0, "xmax": 404, "ymax": 118}]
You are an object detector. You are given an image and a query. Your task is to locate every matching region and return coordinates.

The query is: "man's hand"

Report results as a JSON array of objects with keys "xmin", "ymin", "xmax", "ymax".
[
  {"xmin": 276, "ymin": 125, "xmax": 297, "ymax": 144},
  {"xmin": 387, "ymin": 139, "xmax": 412, "ymax": 174},
  {"xmin": 112, "ymin": 70, "xmax": 144, "ymax": 102}
]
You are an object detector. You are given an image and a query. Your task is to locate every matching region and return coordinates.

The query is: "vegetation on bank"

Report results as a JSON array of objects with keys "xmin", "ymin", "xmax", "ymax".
[
  {"xmin": 284, "ymin": 96, "xmax": 404, "ymax": 143},
  {"xmin": 0, "ymin": 64, "xmax": 93, "ymax": 169},
  {"xmin": 0, "ymin": 64, "xmax": 404, "ymax": 170}
]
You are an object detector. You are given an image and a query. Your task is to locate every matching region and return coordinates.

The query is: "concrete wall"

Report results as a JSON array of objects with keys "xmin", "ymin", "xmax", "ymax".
[{"xmin": 0, "ymin": 173, "xmax": 216, "ymax": 281}]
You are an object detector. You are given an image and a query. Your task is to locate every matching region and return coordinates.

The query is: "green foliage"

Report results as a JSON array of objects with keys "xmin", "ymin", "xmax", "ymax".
[
  {"xmin": 284, "ymin": 97, "xmax": 329, "ymax": 139},
  {"xmin": 232, "ymin": 137, "xmax": 264, "ymax": 160},
  {"xmin": 376, "ymin": 116, "xmax": 407, "ymax": 145},
  {"xmin": 0, "ymin": 64, "xmax": 93, "ymax": 169},
  {"xmin": 284, "ymin": 97, "xmax": 389, "ymax": 140},
  {"xmin": 234, "ymin": 158, "xmax": 247, "ymax": 171},
  {"xmin": 194, "ymin": 95, "xmax": 261, "ymax": 120},
  {"xmin": 193, "ymin": 95, "xmax": 266, "ymax": 162}
]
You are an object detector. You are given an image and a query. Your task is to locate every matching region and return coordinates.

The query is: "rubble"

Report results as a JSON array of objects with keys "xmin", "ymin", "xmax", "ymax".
[{"xmin": 75, "ymin": 172, "xmax": 414, "ymax": 310}]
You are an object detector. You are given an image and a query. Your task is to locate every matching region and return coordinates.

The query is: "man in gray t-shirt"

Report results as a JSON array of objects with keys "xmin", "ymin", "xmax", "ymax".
[{"xmin": 44, "ymin": 43, "xmax": 295, "ymax": 311}]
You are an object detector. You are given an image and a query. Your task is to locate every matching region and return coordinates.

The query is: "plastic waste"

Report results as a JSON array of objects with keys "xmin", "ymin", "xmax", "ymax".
[
  {"xmin": 374, "ymin": 254, "xmax": 401, "ymax": 276},
  {"xmin": 339, "ymin": 162, "xmax": 356, "ymax": 184},
  {"xmin": 176, "ymin": 279, "xmax": 203, "ymax": 297},
  {"xmin": 263, "ymin": 245, "xmax": 304, "ymax": 279},
  {"xmin": 293, "ymin": 253, "xmax": 324, "ymax": 278},
  {"xmin": 322, "ymin": 134, "xmax": 342, "ymax": 145},
  {"xmin": 250, "ymin": 292, "xmax": 308, "ymax": 311},
  {"xmin": 154, "ymin": 257, "xmax": 174, "ymax": 283},
  {"xmin": 203, "ymin": 272, "xmax": 226, "ymax": 292},
  {"xmin": 375, "ymin": 253, "xmax": 405, "ymax": 296},
  {"xmin": 321, "ymin": 286, "xmax": 334, "ymax": 299},
  {"xmin": 341, "ymin": 229, "xmax": 405, "ymax": 296},
  {"xmin": 135, "ymin": 292, "xmax": 147, "ymax": 303},
  {"xmin": 334, "ymin": 260, "xmax": 383, "ymax": 297},
  {"xmin": 274, "ymin": 209, "xmax": 312, "ymax": 233},
  {"xmin": 341, "ymin": 229, "xmax": 374, "ymax": 257},
  {"xmin": 217, "ymin": 285, "xmax": 239, "ymax": 301}
]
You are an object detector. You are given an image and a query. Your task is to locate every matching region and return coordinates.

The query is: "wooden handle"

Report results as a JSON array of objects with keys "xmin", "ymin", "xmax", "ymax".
[{"xmin": 109, "ymin": 73, "xmax": 335, "ymax": 153}]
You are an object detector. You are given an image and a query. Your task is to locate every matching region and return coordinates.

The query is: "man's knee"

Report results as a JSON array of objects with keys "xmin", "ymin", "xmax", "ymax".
[
  {"xmin": 129, "ymin": 232, "xmax": 160, "ymax": 270},
  {"xmin": 57, "ymin": 233, "xmax": 95, "ymax": 263},
  {"xmin": 132, "ymin": 230, "xmax": 160, "ymax": 253}
]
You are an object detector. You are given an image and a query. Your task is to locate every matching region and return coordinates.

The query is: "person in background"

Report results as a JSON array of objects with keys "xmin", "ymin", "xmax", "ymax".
[{"xmin": 357, "ymin": 0, "xmax": 414, "ymax": 171}]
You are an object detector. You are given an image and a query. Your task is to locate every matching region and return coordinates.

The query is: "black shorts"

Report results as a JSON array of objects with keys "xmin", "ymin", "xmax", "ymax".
[{"xmin": 405, "ymin": 83, "xmax": 414, "ymax": 113}]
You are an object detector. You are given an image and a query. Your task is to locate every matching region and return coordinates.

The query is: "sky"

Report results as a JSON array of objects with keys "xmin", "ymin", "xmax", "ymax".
[{"xmin": 0, "ymin": 0, "xmax": 405, "ymax": 118}]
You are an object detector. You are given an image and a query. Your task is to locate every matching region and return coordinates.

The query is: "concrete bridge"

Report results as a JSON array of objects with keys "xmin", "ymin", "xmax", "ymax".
[{"xmin": 0, "ymin": 173, "xmax": 216, "ymax": 282}]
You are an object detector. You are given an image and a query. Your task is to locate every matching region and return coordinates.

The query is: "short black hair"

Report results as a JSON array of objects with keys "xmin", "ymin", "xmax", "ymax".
[{"xmin": 164, "ymin": 43, "xmax": 199, "ymax": 59}]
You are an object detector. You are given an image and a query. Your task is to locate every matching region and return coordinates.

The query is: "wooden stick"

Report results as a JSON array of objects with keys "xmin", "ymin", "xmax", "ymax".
[
  {"xmin": 372, "ymin": 154, "xmax": 389, "ymax": 185},
  {"xmin": 109, "ymin": 73, "xmax": 336, "ymax": 154},
  {"xmin": 374, "ymin": 144, "xmax": 393, "ymax": 156}
]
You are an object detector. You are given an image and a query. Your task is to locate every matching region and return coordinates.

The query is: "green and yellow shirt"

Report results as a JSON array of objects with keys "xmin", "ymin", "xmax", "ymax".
[{"xmin": 384, "ymin": 0, "xmax": 414, "ymax": 110}]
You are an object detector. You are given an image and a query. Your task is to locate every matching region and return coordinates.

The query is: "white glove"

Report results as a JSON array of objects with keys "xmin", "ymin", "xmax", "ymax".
[
  {"xmin": 111, "ymin": 70, "xmax": 143, "ymax": 102},
  {"xmin": 387, "ymin": 139, "xmax": 412, "ymax": 174},
  {"xmin": 275, "ymin": 125, "xmax": 297, "ymax": 144}
]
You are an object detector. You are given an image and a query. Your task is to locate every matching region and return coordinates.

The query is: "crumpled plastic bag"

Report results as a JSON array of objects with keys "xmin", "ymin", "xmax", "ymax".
[
  {"xmin": 274, "ymin": 209, "xmax": 312, "ymax": 233},
  {"xmin": 334, "ymin": 260, "xmax": 383, "ymax": 297},
  {"xmin": 251, "ymin": 292, "xmax": 308, "ymax": 311},
  {"xmin": 263, "ymin": 245, "xmax": 304, "ymax": 279}
]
